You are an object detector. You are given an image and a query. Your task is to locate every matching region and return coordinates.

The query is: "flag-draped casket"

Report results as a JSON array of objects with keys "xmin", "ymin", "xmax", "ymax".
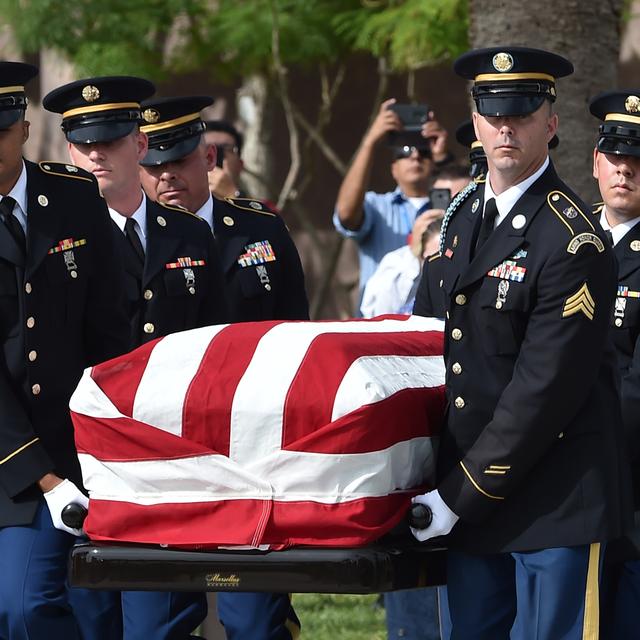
[{"xmin": 70, "ymin": 315, "xmax": 445, "ymax": 550}]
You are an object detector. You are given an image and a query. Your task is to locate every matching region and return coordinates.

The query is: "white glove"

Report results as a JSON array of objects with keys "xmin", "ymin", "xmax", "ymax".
[
  {"xmin": 43, "ymin": 479, "xmax": 89, "ymax": 537},
  {"xmin": 410, "ymin": 489, "xmax": 459, "ymax": 542}
]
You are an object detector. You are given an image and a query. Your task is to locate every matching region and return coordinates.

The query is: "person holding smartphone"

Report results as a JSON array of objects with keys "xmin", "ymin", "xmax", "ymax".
[
  {"xmin": 361, "ymin": 165, "xmax": 470, "ymax": 320},
  {"xmin": 333, "ymin": 98, "xmax": 454, "ymax": 310}
]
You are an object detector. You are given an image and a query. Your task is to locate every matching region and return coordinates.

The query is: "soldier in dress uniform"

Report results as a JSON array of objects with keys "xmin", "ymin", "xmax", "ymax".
[
  {"xmin": 139, "ymin": 95, "xmax": 309, "ymax": 324},
  {"xmin": 0, "ymin": 62, "xmax": 130, "ymax": 640},
  {"xmin": 138, "ymin": 95, "xmax": 308, "ymax": 640},
  {"xmin": 410, "ymin": 46, "xmax": 631, "ymax": 640},
  {"xmin": 43, "ymin": 76, "xmax": 229, "ymax": 640},
  {"xmin": 589, "ymin": 90, "xmax": 640, "ymax": 639}
]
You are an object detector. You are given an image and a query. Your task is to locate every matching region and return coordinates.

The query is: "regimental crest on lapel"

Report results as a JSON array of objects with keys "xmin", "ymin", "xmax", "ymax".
[{"xmin": 439, "ymin": 179, "xmax": 479, "ymax": 254}]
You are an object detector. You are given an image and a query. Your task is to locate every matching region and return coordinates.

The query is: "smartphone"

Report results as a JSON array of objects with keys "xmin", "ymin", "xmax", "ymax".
[
  {"xmin": 214, "ymin": 145, "xmax": 224, "ymax": 168},
  {"xmin": 388, "ymin": 103, "xmax": 430, "ymax": 147},
  {"xmin": 429, "ymin": 187, "xmax": 452, "ymax": 211}
]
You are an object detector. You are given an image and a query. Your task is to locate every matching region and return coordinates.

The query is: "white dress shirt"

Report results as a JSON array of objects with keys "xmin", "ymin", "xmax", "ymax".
[{"xmin": 109, "ymin": 191, "xmax": 148, "ymax": 251}]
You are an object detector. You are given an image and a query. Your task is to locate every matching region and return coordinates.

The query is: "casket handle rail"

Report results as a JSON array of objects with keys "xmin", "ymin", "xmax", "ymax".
[
  {"xmin": 62, "ymin": 502, "xmax": 433, "ymax": 535},
  {"xmin": 62, "ymin": 502, "xmax": 88, "ymax": 530}
]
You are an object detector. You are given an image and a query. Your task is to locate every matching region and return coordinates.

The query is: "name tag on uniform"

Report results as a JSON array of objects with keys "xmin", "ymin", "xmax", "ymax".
[{"xmin": 238, "ymin": 240, "xmax": 276, "ymax": 268}]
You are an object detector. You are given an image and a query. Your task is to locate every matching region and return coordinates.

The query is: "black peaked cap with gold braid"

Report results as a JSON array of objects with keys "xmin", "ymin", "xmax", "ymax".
[
  {"xmin": 43, "ymin": 76, "xmax": 155, "ymax": 144},
  {"xmin": 139, "ymin": 95, "xmax": 214, "ymax": 166},
  {"xmin": 590, "ymin": 90, "xmax": 640, "ymax": 159},
  {"xmin": 0, "ymin": 61, "xmax": 38, "ymax": 130},
  {"xmin": 454, "ymin": 46, "xmax": 573, "ymax": 117}
]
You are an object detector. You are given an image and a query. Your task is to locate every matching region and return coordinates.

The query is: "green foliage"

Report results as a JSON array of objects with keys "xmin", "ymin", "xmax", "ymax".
[
  {"xmin": 334, "ymin": 0, "xmax": 469, "ymax": 69},
  {"xmin": 293, "ymin": 593, "xmax": 386, "ymax": 640},
  {"xmin": 0, "ymin": 0, "xmax": 469, "ymax": 79}
]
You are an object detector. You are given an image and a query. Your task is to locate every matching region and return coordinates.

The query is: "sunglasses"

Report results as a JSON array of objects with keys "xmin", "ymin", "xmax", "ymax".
[{"xmin": 392, "ymin": 145, "xmax": 431, "ymax": 161}]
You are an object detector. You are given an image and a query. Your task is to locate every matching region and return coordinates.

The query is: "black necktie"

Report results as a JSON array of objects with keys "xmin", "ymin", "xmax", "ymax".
[
  {"xmin": 124, "ymin": 218, "xmax": 145, "ymax": 264},
  {"xmin": 604, "ymin": 229, "xmax": 614, "ymax": 247},
  {"xmin": 0, "ymin": 196, "xmax": 25, "ymax": 254},
  {"xmin": 475, "ymin": 198, "xmax": 499, "ymax": 253}
]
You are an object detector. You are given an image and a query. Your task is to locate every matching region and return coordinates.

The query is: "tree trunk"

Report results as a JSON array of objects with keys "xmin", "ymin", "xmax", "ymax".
[
  {"xmin": 235, "ymin": 73, "xmax": 277, "ymax": 202},
  {"xmin": 470, "ymin": 0, "xmax": 623, "ymax": 203}
]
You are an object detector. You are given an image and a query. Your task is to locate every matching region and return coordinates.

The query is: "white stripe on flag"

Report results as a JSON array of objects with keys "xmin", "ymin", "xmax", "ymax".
[
  {"xmin": 332, "ymin": 354, "xmax": 445, "ymax": 421},
  {"xmin": 229, "ymin": 316, "xmax": 443, "ymax": 466},
  {"xmin": 79, "ymin": 436, "xmax": 434, "ymax": 505},
  {"xmin": 69, "ymin": 368, "xmax": 123, "ymax": 418},
  {"xmin": 132, "ymin": 325, "xmax": 228, "ymax": 436}
]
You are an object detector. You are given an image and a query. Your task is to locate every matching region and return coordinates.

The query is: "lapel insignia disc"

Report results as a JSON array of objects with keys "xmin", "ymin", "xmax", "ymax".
[
  {"xmin": 38, "ymin": 195, "xmax": 48, "ymax": 207},
  {"xmin": 631, "ymin": 240, "xmax": 640, "ymax": 252},
  {"xmin": 156, "ymin": 215, "xmax": 167, "ymax": 227},
  {"xmin": 512, "ymin": 214, "xmax": 526, "ymax": 229},
  {"xmin": 223, "ymin": 216, "xmax": 234, "ymax": 226},
  {"xmin": 562, "ymin": 283, "xmax": 595, "ymax": 321}
]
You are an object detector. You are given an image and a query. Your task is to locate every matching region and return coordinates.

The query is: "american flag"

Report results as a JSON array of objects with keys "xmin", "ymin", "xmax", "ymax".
[{"xmin": 70, "ymin": 315, "xmax": 445, "ymax": 550}]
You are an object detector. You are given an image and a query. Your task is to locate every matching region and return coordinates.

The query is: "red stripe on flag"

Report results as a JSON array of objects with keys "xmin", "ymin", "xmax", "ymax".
[
  {"xmin": 182, "ymin": 321, "xmax": 282, "ymax": 455},
  {"xmin": 287, "ymin": 386, "xmax": 445, "ymax": 454},
  {"xmin": 90, "ymin": 338, "xmax": 161, "ymax": 418},
  {"xmin": 83, "ymin": 492, "xmax": 426, "ymax": 549},
  {"xmin": 73, "ymin": 414, "xmax": 216, "ymax": 460},
  {"xmin": 282, "ymin": 330, "xmax": 444, "ymax": 448}
]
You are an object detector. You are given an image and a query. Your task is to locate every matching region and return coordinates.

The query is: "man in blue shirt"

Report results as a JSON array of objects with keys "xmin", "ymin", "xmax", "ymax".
[{"xmin": 333, "ymin": 98, "xmax": 452, "ymax": 303}]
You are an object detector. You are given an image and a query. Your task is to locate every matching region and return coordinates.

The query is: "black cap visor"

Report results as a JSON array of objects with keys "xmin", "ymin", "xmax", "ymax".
[
  {"xmin": 475, "ymin": 94, "xmax": 547, "ymax": 117},
  {"xmin": 597, "ymin": 135, "xmax": 640, "ymax": 159},
  {"xmin": 65, "ymin": 120, "xmax": 137, "ymax": 144},
  {"xmin": 0, "ymin": 108, "xmax": 25, "ymax": 130},
  {"xmin": 140, "ymin": 134, "xmax": 201, "ymax": 166}
]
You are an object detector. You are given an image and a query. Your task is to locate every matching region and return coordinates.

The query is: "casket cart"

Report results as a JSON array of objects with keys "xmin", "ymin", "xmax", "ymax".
[{"xmin": 66, "ymin": 316, "xmax": 447, "ymax": 594}]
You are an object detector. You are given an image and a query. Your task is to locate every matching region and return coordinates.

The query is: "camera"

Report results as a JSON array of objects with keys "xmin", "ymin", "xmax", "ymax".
[{"xmin": 387, "ymin": 103, "xmax": 430, "ymax": 147}]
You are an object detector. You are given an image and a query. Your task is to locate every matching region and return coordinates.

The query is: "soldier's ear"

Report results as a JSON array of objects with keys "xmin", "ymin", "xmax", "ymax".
[
  {"xmin": 592, "ymin": 148, "xmax": 600, "ymax": 180},
  {"xmin": 22, "ymin": 120, "xmax": 30, "ymax": 144}
]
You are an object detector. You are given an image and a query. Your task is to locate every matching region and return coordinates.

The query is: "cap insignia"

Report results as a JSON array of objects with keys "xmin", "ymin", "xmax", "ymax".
[
  {"xmin": 81, "ymin": 85, "xmax": 100, "ymax": 103},
  {"xmin": 625, "ymin": 95, "xmax": 640, "ymax": 114},
  {"xmin": 492, "ymin": 52, "xmax": 514, "ymax": 73},
  {"xmin": 142, "ymin": 108, "xmax": 160, "ymax": 124}
]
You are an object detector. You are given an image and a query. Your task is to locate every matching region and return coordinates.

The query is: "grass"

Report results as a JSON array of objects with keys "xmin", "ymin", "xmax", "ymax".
[{"xmin": 293, "ymin": 593, "xmax": 387, "ymax": 639}]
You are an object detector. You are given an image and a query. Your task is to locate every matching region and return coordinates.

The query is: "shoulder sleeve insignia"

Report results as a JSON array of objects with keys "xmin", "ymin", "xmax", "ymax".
[
  {"xmin": 547, "ymin": 190, "xmax": 594, "ymax": 236},
  {"xmin": 224, "ymin": 197, "xmax": 277, "ymax": 217},
  {"xmin": 562, "ymin": 283, "xmax": 595, "ymax": 321},
  {"xmin": 38, "ymin": 161, "xmax": 93, "ymax": 183},
  {"xmin": 438, "ymin": 179, "xmax": 478, "ymax": 254},
  {"xmin": 567, "ymin": 232, "xmax": 605, "ymax": 255}
]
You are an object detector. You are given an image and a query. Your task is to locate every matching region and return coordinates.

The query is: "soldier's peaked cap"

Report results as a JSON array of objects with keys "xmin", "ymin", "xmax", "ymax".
[
  {"xmin": 42, "ymin": 76, "xmax": 155, "ymax": 144},
  {"xmin": 454, "ymin": 46, "xmax": 573, "ymax": 117},
  {"xmin": 0, "ymin": 61, "xmax": 38, "ymax": 130},
  {"xmin": 590, "ymin": 90, "xmax": 640, "ymax": 159},
  {"xmin": 139, "ymin": 96, "xmax": 214, "ymax": 166}
]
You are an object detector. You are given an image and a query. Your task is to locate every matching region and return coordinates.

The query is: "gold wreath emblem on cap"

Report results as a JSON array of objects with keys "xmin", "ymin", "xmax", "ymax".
[
  {"xmin": 81, "ymin": 85, "xmax": 100, "ymax": 103},
  {"xmin": 142, "ymin": 108, "xmax": 160, "ymax": 124},
  {"xmin": 625, "ymin": 95, "xmax": 640, "ymax": 114},
  {"xmin": 492, "ymin": 52, "xmax": 514, "ymax": 73}
]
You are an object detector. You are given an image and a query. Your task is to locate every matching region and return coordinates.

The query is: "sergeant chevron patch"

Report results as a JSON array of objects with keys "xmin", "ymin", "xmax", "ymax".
[{"xmin": 562, "ymin": 283, "xmax": 595, "ymax": 321}]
